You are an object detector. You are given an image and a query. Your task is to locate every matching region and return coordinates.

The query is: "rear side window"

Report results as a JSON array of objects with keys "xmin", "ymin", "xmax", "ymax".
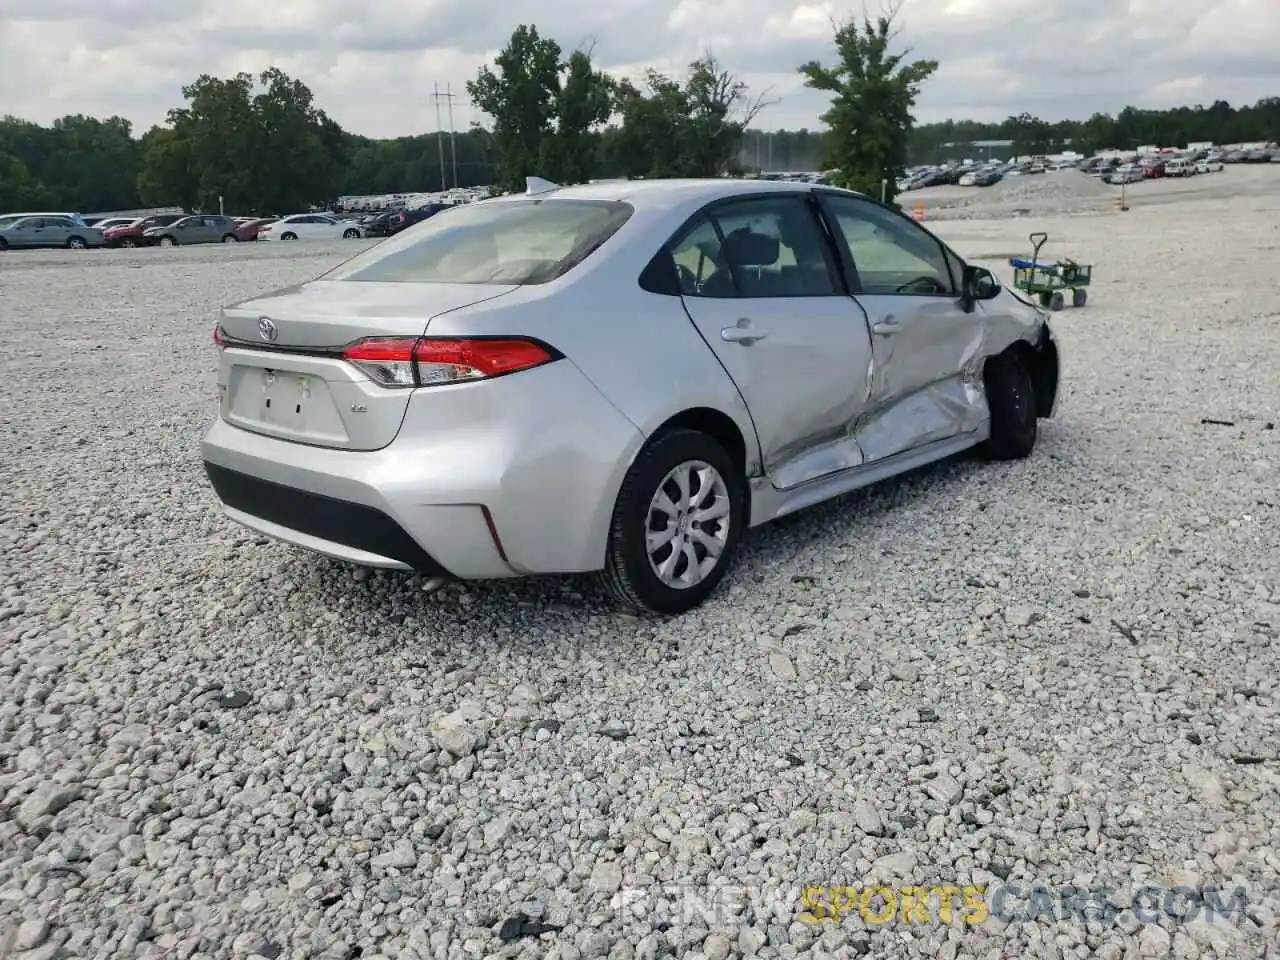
[
  {"xmin": 666, "ymin": 196, "xmax": 839, "ymax": 298},
  {"xmin": 322, "ymin": 199, "xmax": 633, "ymax": 285}
]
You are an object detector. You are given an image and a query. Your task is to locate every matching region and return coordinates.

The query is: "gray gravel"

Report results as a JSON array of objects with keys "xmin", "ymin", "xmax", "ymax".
[
  {"xmin": 911, "ymin": 164, "xmax": 1280, "ymax": 222},
  {"xmin": 2, "ymin": 188, "xmax": 1279, "ymax": 960}
]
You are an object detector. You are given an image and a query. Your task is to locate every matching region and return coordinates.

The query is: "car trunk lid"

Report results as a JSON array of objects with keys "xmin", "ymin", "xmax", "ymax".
[{"xmin": 217, "ymin": 281, "xmax": 519, "ymax": 450}]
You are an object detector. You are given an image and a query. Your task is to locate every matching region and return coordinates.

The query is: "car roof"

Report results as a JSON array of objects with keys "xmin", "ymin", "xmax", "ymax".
[{"xmin": 505, "ymin": 177, "xmax": 823, "ymax": 212}]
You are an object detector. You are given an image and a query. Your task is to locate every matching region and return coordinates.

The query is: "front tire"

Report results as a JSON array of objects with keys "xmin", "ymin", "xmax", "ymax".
[
  {"xmin": 66, "ymin": 236, "xmax": 87, "ymax": 249},
  {"xmin": 343, "ymin": 228, "xmax": 360, "ymax": 239},
  {"xmin": 280, "ymin": 232, "xmax": 297, "ymax": 241},
  {"xmin": 598, "ymin": 428, "xmax": 745, "ymax": 615},
  {"xmin": 980, "ymin": 349, "xmax": 1038, "ymax": 461},
  {"xmin": 159, "ymin": 236, "xmax": 176, "ymax": 247}
]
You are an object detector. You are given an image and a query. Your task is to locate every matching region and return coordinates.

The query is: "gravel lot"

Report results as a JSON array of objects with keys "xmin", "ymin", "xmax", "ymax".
[
  {"xmin": 2, "ymin": 180, "xmax": 1279, "ymax": 960},
  {"xmin": 911, "ymin": 164, "xmax": 1280, "ymax": 221}
]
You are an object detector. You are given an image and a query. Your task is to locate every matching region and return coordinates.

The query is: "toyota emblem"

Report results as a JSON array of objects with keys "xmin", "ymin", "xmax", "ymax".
[{"xmin": 258, "ymin": 317, "xmax": 278, "ymax": 342}]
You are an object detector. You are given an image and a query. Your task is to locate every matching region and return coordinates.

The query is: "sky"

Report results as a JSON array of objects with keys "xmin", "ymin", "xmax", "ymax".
[{"xmin": 2, "ymin": 0, "xmax": 1277, "ymax": 138}]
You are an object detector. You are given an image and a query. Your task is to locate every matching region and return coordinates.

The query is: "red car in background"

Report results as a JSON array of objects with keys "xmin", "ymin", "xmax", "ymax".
[
  {"xmin": 103, "ymin": 213, "xmax": 184, "ymax": 248},
  {"xmin": 234, "ymin": 217, "xmax": 277, "ymax": 241}
]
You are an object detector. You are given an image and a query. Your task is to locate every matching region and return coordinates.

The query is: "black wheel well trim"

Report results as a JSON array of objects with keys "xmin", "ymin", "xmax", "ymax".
[{"xmin": 634, "ymin": 407, "xmax": 753, "ymax": 517}]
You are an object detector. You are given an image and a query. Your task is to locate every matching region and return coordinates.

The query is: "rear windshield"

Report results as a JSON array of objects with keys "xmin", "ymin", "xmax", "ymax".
[{"xmin": 322, "ymin": 198, "xmax": 633, "ymax": 285}]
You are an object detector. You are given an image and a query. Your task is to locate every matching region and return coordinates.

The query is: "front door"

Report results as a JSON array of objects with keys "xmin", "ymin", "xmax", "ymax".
[
  {"xmin": 674, "ymin": 194, "xmax": 875, "ymax": 490},
  {"xmin": 816, "ymin": 192, "xmax": 986, "ymax": 462}
]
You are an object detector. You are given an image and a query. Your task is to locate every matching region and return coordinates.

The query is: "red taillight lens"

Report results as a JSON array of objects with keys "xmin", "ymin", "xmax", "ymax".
[
  {"xmin": 341, "ymin": 337, "xmax": 556, "ymax": 388},
  {"xmin": 413, "ymin": 338, "xmax": 554, "ymax": 385},
  {"xmin": 213, "ymin": 324, "xmax": 225, "ymax": 350}
]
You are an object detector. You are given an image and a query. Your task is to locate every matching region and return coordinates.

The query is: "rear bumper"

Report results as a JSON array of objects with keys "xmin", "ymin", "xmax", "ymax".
[
  {"xmin": 200, "ymin": 360, "xmax": 646, "ymax": 579},
  {"xmin": 205, "ymin": 463, "xmax": 451, "ymax": 574}
]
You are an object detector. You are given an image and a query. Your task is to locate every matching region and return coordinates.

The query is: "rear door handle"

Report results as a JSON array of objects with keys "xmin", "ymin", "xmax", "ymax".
[
  {"xmin": 721, "ymin": 324, "xmax": 768, "ymax": 345},
  {"xmin": 872, "ymin": 319, "xmax": 903, "ymax": 334}
]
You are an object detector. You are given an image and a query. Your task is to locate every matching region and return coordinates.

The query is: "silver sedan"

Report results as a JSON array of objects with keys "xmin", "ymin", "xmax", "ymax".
[{"xmin": 202, "ymin": 177, "xmax": 1060, "ymax": 614}]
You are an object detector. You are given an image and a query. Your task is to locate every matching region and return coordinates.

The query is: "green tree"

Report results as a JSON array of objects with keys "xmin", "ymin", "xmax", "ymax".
[
  {"xmin": 138, "ymin": 68, "xmax": 342, "ymax": 213},
  {"xmin": 544, "ymin": 49, "xmax": 615, "ymax": 184},
  {"xmin": 799, "ymin": 8, "xmax": 938, "ymax": 204},
  {"xmin": 1007, "ymin": 111, "xmax": 1055, "ymax": 156},
  {"xmin": 467, "ymin": 25, "xmax": 564, "ymax": 193},
  {"xmin": 609, "ymin": 54, "xmax": 768, "ymax": 179}
]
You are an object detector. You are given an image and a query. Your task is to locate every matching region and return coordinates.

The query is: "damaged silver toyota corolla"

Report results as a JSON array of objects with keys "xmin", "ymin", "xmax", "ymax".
[{"xmin": 202, "ymin": 177, "xmax": 1060, "ymax": 615}]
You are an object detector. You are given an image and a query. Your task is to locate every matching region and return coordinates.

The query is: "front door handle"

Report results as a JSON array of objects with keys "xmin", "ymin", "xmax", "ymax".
[
  {"xmin": 721, "ymin": 322, "xmax": 768, "ymax": 345},
  {"xmin": 872, "ymin": 319, "xmax": 903, "ymax": 334}
]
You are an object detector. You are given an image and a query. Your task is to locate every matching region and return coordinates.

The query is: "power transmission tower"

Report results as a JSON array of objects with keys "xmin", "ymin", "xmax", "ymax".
[
  {"xmin": 445, "ymin": 83, "xmax": 459, "ymax": 190},
  {"xmin": 430, "ymin": 83, "xmax": 449, "ymax": 191}
]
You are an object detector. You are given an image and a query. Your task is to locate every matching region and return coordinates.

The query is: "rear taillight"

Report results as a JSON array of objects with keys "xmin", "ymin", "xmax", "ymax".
[
  {"xmin": 341, "ymin": 338, "xmax": 418, "ymax": 387},
  {"xmin": 213, "ymin": 324, "xmax": 225, "ymax": 350},
  {"xmin": 341, "ymin": 337, "xmax": 556, "ymax": 389}
]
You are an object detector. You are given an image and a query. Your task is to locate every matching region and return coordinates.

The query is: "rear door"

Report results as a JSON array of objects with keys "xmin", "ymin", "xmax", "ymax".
[
  {"xmin": 674, "ymin": 194, "xmax": 875, "ymax": 490},
  {"xmin": 46, "ymin": 217, "xmax": 74, "ymax": 246},
  {"xmin": 816, "ymin": 191, "xmax": 986, "ymax": 462}
]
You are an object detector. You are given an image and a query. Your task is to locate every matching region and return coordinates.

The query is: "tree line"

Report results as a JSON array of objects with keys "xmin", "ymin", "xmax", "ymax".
[{"xmin": 2, "ymin": 16, "xmax": 1277, "ymax": 214}]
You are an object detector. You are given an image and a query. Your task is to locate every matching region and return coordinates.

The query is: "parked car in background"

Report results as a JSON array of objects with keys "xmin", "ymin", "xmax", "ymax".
[
  {"xmin": 388, "ymin": 204, "xmax": 451, "ymax": 235},
  {"xmin": 87, "ymin": 217, "xmax": 137, "ymax": 232},
  {"xmin": 201, "ymin": 177, "xmax": 1060, "ymax": 614},
  {"xmin": 1108, "ymin": 165, "xmax": 1144, "ymax": 184},
  {"xmin": 103, "ymin": 214, "xmax": 185, "ymax": 248},
  {"xmin": 145, "ymin": 215, "xmax": 241, "ymax": 246},
  {"xmin": 0, "ymin": 215, "xmax": 103, "ymax": 250},
  {"xmin": 234, "ymin": 217, "xmax": 277, "ymax": 242},
  {"xmin": 258, "ymin": 214, "xmax": 364, "ymax": 241},
  {"xmin": 3, "ymin": 210, "xmax": 91, "ymax": 227},
  {"xmin": 1164, "ymin": 158, "xmax": 1193, "ymax": 177},
  {"xmin": 1195, "ymin": 158, "xmax": 1223, "ymax": 174},
  {"xmin": 359, "ymin": 210, "xmax": 403, "ymax": 238}
]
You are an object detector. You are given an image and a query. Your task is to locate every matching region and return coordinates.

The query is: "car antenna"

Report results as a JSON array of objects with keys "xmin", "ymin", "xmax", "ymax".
[{"xmin": 525, "ymin": 177, "xmax": 561, "ymax": 196}]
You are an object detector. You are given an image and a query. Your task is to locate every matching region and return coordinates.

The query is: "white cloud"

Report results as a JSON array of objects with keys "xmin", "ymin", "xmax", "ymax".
[{"xmin": 1, "ymin": 0, "xmax": 1276, "ymax": 137}]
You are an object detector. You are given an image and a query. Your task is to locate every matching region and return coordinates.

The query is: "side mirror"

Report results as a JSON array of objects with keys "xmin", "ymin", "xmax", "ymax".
[{"xmin": 962, "ymin": 265, "xmax": 1000, "ymax": 309}]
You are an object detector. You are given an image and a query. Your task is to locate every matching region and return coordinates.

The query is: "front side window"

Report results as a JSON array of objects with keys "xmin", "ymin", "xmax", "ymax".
[
  {"xmin": 823, "ymin": 194, "xmax": 956, "ymax": 297},
  {"xmin": 323, "ymin": 199, "xmax": 634, "ymax": 285}
]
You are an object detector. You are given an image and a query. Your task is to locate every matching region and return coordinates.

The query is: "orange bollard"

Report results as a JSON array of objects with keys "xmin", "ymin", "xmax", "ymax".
[{"xmin": 913, "ymin": 202, "xmax": 926, "ymax": 222}]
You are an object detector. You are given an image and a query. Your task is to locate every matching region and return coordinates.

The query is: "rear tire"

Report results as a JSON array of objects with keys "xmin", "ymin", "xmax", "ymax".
[
  {"xmin": 122, "ymin": 239, "xmax": 137, "ymax": 248},
  {"xmin": 159, "ymin": 236, "xmax": 176, "ymax": 247},
  {"xmin": 280, "ymin": 232, "xmax": 297, "ymax": 241},
  {"xmin": 0, "ymin": 238, "xmax": 7, "ymax": 251},
  {"xmin": 1049, "ymin": 291, "xmax": 1065, "ymax": 311},
  {"xmin": 598, "ymin": 428, "xmax": 745, "ymax": 615},
  {"xmin": 343, "ymin": 228, "xmax": 360, "ymax": 239},
  {"xmin": 1072, "ymin": 288, "xmax": 1087, "ymax": 307},
  {"xmin": 222, "ymin": 234, "xmax": 238, "ymax": 243},
  {"xmin": 66, "ymin": 236, "xmax": 87, "ymax": 249},
  {"xmin": 980, "ymin": 348, "xmax": 1038, "ymax": 461}
]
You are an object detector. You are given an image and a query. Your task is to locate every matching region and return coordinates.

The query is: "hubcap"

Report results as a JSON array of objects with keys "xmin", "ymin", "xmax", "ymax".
[{"xmin": 645, "ymin": 460, "xmax": 731, "ymax": 590}]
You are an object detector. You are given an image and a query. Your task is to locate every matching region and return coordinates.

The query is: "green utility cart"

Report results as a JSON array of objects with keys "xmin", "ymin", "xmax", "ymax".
[{"xmin": 1008, "ymin": 232, "xmax": 1092, "ymax": 310}]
